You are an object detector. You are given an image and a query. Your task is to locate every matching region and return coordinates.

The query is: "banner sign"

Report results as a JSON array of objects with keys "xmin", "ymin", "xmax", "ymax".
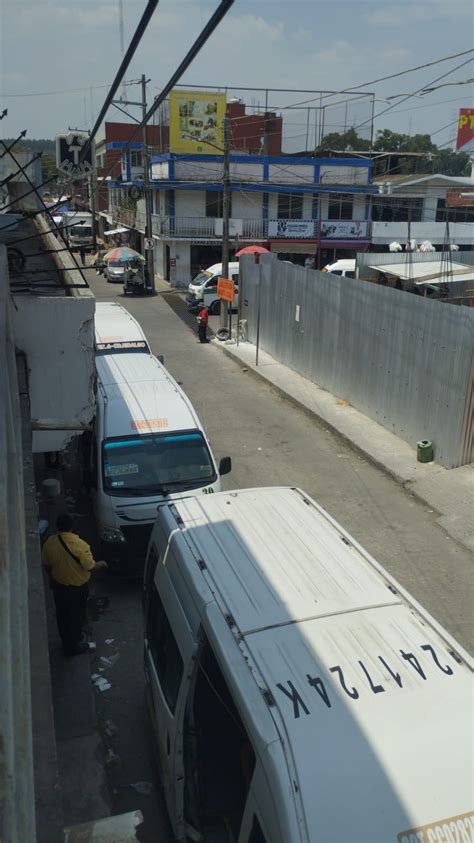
[
  {"xmin": 320, "ymin": 220, "xmax": 368, "ymax": 239},
  {"xmin": 217, "ymin": 277, "xmax": 235, "ymax": 303},
  {"xmin": 268, "ymin": 219, "xmax": 315, "ymax": 238},
  {"xmin": 456, "ymin": 108, "xmax": 474, "ymax": 152},
  {"xmin": 55, "ymin": 132, "xmax": 95, "ymax": 180},
  {"xmin": 169, "ymin": 89, "xmax": 226, "ymax": 155}
]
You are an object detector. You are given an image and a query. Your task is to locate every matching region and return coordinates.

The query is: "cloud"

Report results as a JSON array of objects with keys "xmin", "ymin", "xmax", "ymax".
[{"xmin": 367, "ymin": 0, "xmax": 473, "ymax": 26}]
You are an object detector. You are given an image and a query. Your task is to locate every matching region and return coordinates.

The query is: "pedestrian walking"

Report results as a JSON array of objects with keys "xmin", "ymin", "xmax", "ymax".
[
  {"xmin": 42, "ymin": 513, "xmax": 107, "ymax": 656},
  {"xmin": 79, "ymin": 244, "xmax": 86, "ymax": 265},
  {"xmin": 197, "ymin": 303, "xmax": 209, "ymax": 343}
]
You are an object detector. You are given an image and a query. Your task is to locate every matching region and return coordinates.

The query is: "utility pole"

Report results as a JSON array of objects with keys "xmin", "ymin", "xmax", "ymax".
[
  {"xmin": 220, "ymin": 112, "xmax": 231, "ymax": 328},
  {"xmin": 141, "ymin": 74, "xmax": 155, "ymax": 294},
  {"xmin": 89, "ymin": 170, "xmax": 97, "ymax": 251}
]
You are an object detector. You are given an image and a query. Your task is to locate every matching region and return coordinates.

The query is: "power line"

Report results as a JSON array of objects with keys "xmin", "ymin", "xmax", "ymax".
[
  {"xmin": 279, "ymin": 48, "xmax": 474, "ymax": 110},
  {"xmin": 358, "ymin": 56, "xmax": 473, "ymax": 132},
  {"xmin": 82, "ymin": 0, "xmax": 160, "ymax": 159}
]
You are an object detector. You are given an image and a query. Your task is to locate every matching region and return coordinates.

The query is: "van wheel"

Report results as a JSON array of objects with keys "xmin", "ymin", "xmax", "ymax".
[{"xmin": 210, "ymin": 300, "xmax": 221, "ymax": 315}]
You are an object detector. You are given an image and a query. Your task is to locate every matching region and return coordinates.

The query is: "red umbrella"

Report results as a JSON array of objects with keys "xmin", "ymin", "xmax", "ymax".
[{"xmin": 235, "ymin": 245, "xmax": 270, "ymax": 257}]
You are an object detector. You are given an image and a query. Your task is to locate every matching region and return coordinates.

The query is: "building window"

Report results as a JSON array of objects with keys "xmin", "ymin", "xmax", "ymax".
[
  {"xmin": 146, "ymin": 582, "xmax": 183, "ymax": 713},
  {"xmin": 371, "ymin": 196, "xmax": 423, "ymax": 222},
  {"xmin": 435, "ymin": 199, "xmax": 474, "ymax": 223},
  {"xmin": 328, "ymin": 193, "xmax": 353, "ymax": 220},
  {"xmin": 277, "ymin": 193, "xmax": 303, "ymax": 219},
  {"xmin": 130, "ymin": 150, "xmax": 143, "ymax": 168},
  {"xmin": 206, "ymin": 190, "xmax": 231, "ymax": 217}
]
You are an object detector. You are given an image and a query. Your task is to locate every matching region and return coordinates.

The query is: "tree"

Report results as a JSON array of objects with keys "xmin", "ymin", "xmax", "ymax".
[{"xmin": 317, "ymin": 127, "xmax": 367, "ymax": 152}]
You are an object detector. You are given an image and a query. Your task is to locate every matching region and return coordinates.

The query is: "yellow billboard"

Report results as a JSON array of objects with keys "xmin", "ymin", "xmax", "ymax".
[{"xmin": 169, "ymin": 89, "xmax": 226, "ymax": 155}]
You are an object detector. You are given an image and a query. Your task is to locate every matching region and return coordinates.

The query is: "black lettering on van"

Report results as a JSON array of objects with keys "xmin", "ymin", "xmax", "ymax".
[
  {"xmin": 379, "ymin": 656, "xmax": 403, "ymax": 688},
  {"xmin": 400, "ymin": 650, "xmax": 426, "ymax": 680},
  {"xmin": 307, "ymin": 674, "xmax": 331, "ymax": 708},
  {"xmin": 329, "ymin": 665, "xmax": 359, "ymax": 699},
  {"xmin": 420, "ymin": 644, "xmax": 454, "ymax": 675},
  {"xmin": 358, "ymin": 661, "xmax": 385, "ymax": 694},
  {"xmin": 276, "ymin": 681, "xmax": 310, "ymax": 719}
]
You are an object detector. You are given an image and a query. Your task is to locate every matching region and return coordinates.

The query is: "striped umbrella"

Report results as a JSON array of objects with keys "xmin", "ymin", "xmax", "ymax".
[{"xmin": 103, "ymin": 246, "xmax": 145, "ymax": 263}]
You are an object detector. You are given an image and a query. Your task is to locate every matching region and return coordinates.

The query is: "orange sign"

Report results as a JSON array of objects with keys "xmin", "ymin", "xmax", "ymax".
[
  {"xmin": 456, "ymin": 108, "xmax": 474, "ymax": 152},
  {"xmin": 131, "ymin": 418, "xmax": 169, "ymax": 430},
  {"xmin": 217, "ymin": 277, "xmax": 235, "ymax": 302}
]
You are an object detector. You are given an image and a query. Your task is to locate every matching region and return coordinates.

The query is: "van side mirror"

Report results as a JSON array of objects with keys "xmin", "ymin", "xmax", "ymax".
[
  {"xmin": 219, "ymin": 456, "xmax": 232, "ymax": 476},
  {"xmin": 156, "ymin": 354, "xmax": 164, "ymax": 364}
]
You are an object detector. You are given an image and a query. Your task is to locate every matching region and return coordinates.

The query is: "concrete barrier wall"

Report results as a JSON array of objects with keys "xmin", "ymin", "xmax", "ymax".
[{"xmin": 241, "ymin": 254, "xmax": 474, "ymax": 468}]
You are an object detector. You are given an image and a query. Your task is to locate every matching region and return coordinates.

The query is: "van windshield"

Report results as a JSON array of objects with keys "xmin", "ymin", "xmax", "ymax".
[
  {"xmin": 71, "ymin": 226, "xmax": 92, "ymax": 237},
  {"xmin": 192, "ymin": 271, "xmax": 212, "ymax": 286},
  {"xmin": 102, "ymin": 430, "xmax": 216, "ymax": 496}
]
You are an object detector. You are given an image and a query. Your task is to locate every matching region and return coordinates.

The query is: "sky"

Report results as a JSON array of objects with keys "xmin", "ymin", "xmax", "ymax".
[{"xmin": 1, "ymin": 0, "xmax": 473, "ymax": 151}]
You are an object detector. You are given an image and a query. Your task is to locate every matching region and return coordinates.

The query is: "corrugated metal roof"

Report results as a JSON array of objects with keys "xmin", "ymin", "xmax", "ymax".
[
  {"xmin": 171, "ymin": 487, "xmax": 473, "ymax": 841},
  {"xmin": 368, "ymin": 260, "xmax": 474, "ymax": 281}
]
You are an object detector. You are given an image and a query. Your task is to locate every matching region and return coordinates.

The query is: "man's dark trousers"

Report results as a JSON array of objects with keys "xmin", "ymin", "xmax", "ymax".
[
  {"xmin": 198, "ymin": 324, "xmax": 208, "ymax": 343},
  {"xmin": 52, "ymin": 582, "xmax": 88, "ymax": 655}
]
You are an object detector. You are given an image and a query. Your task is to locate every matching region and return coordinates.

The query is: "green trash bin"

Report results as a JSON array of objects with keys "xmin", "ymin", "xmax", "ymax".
[{"xmin": 417, "ymin": 439, "xmax": 433, "ymax": 463}]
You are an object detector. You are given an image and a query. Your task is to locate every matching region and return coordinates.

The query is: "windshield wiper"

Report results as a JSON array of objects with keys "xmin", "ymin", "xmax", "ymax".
[{"xmin": 112, "ymin": 484, "xmax": 171, "ymax": 496}]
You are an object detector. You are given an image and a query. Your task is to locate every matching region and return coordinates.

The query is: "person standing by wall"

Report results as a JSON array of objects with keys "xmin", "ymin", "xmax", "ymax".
[
  {"xmin": 42, "ymin": 513, "xmax": 107, "ymax": 657},
  {"xmin": 79, "ymin": 244, "xmax": 86, "ymax": 265},
  {"xmin": 197, "ymin": 303, "xmax": 209, "ymax": 343}
]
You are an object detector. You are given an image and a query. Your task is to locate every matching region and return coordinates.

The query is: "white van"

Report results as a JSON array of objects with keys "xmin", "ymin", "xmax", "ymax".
[
  {"xmin": 86, "ymin": 353, "xmax": 231, "ymax": 564},
  {"xmin": 143, "ymin": 486, "xmax": 473, "ymax": 843},
  {"xmin": 94, "ymin": 302, "xmax": 152, "ymax": 356},
  {"xmin": 187, "ymin": 261, "xmax": 240, "ymax": 314},
  {"xmin": 322, "ymin": 258, "xmax": 356, "ymax": 277}
]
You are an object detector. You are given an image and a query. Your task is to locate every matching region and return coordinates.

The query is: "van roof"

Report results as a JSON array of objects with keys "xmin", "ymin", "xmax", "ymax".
[
  {"xmin": 97, "ymin": 354, "xmax": 200, "ymax": 437},
  {"xmin": 203, "ymin": 261, "xmax": 239, "ymax": 276},
  {"xmin": 94, "ymin": 302, "xmax": 150, "ymax": 354},
  {"xmin": 324, "ymin": 258, "xmax": 356, "ymax": 271},
  {"xmin": 168, "ymin": 487, "xmax": 473, "ymax": 841}
]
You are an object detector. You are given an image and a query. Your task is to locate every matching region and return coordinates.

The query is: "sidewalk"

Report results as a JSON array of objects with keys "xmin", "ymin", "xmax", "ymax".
[{"xmin": 214, "ymin": 336, "xmax": 473, "ymax": 554}]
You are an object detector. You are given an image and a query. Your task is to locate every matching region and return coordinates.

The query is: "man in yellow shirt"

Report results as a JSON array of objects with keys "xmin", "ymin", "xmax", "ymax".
[{"xmin": 42, "ymin": 513, "xmax": 107, "ymax": 656}]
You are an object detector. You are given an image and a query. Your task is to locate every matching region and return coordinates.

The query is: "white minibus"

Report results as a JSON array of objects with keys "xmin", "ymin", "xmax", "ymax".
[
  {"xmin": 86, "ymin": 352, "xmax": 231, "ymax": 565},
  {"xmin": 143, "ymin": 486, "xmax": 473, "ymax": 843},
  {"xmin": 94, "ymin": 301, "xmax": 151, "ymax": 356}
]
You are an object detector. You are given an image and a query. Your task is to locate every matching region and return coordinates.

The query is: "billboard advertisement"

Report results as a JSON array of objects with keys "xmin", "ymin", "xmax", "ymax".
[
  {"xmin": 456, "ymin": 108, "xmax": 474, "ymax": 152},
  {"xmin": 169, "ymin": 90, "xmax": 226, "ymax": 154}
]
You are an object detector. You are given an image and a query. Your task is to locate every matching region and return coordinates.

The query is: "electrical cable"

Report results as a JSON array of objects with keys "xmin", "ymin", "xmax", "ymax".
[{"xmin": 81, "ymin": 0, "xmax": 160, "ymax": 161}]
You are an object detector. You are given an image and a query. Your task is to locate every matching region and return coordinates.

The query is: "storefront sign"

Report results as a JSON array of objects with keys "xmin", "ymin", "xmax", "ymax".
[
  {"xmin": 456, "ymin": 108, "xmax": 474, "ymax": 152},
  {"xmin": 320, "ymin": 220, "xmax": 368, "ymax": 239},
  {"xmin": 169, "ymin": 89, "xmax": 226, "ymax": 155},
  {"xmin": 268, "ymin": 219, "xmax": 315, "ymax": 238}
]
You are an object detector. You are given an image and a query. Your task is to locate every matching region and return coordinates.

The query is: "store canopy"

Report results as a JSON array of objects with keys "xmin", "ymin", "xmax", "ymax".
[
  {"xmin": 368, "ymin": 260, "xmax": 473, "ymax": 282},
  {"xmin": 103, "ymin": 226, "xmax": 129, "ymax": 236}
]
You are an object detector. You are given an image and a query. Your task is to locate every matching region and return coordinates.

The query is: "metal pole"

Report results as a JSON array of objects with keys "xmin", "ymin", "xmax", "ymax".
[
  {"xmin": 220, "ymin": 112, "xmax": 230, "ymax": 328},
  {"xmin": 89, "ymin": 169, "xmax": 97, "ymax": 252},
  {"xmin": 255, "ymin": 263, "xmax": 261, "ymax": 366},
  {"xmin": 142, "ymin": 74, "xmax": 155, "ymax": 294}
]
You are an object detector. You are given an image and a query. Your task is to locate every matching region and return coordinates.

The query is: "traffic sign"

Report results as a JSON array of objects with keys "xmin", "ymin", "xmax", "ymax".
[
  {"xmin": 217, "ymin": 277, "xmax": 235, "ymax": 302},
  {"xmin": 55, "ymin": 132, "xmax": 95, "ymax": 180},
  {"xmin": 144, "ymin": 238, "xmax": 154, "ymax": 250}
]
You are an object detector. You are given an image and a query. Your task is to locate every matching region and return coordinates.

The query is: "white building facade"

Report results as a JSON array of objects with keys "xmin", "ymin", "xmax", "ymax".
[
  {"xmin": 371, "ymin": 174, "xmax": 474, "ymax": 250},
  {"xmin": 109, "ymin": 152, "xmax": 374, "ymax": 286}
]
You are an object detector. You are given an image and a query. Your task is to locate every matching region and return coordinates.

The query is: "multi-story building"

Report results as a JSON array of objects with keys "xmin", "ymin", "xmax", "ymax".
[
  {"xmin": 371, "ymin": 173, "xmax": 474, "ymax": 250},
  {"xmin": 109, "ymin": 151, "xmax": 374, "ymax": 284}
]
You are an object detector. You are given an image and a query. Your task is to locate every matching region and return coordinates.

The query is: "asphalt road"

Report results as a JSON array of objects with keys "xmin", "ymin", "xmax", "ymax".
[{"xmin": 83, "ymin": 267, "xmax": 473, "ymax": 842}]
